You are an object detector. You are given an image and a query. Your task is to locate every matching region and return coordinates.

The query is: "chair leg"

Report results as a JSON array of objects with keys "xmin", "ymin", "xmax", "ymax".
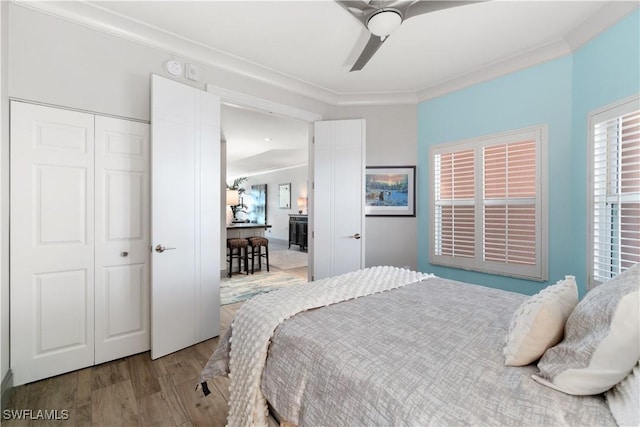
[
  {"xmin": 227, "ymin": 249, "xmax": 232, "ymax": 278},
  {"xmin": 243, "ymin": 246, "xmax": 249, "ymax": 275},
  {"xmin": 264, "ymin": 244, "xmax": 269, "ymax": 272},
  {"xmin": 250, "ymin": 245, "xmax": 256, "ymax": 274},
  {"xmin": 233, "ymin": 248, "xmax": 239, "ymax": 275}
]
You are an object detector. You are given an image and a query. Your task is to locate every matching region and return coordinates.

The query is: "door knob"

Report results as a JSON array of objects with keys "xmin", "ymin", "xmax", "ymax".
[
  {"xmin": 120, "ymin": 251, "xmax": 129, "ymax": 257},
  {"xmin": 351, "ymin": 233, "xmax": 361, "ymax": 240},
  {"xmin": 155, "ymin": 244, "xmax": 176, "ymax": 253}
]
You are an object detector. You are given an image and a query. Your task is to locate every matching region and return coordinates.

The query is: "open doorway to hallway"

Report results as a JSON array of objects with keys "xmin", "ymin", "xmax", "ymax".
[{"xmin": 221, "ymin": 104, "xmax": 309, "ymax": 305}]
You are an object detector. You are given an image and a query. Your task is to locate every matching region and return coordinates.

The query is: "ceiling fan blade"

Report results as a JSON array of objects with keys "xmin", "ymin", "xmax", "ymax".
[
  {"xmin": 406, "ymin": 0, "xmax": 483, "ymax": 19},
  {"xmin": 350, "ymin": 34, "xmax": 387, "ymax": 71},
  {"xmin": 335, "ymin": 0, "xmax": 376, "ymax": 26}
]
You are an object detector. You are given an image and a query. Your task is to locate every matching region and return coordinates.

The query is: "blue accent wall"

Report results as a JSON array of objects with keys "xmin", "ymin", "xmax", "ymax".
[
  {"xmin": 570, "ymin": 10, "xmax": 640, "ymax": 295},
  {"xmin": 417, "ymin": 9, "xmax": 640, "ymax": 297}
]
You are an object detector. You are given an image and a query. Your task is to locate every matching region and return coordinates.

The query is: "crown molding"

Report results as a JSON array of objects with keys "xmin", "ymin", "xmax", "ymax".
[
  {"xmin": 12, "ymin": 0, "xmax": 342, "ymax": 105},
  {"xmin": 417, "ymin": 38, "xmax": 572, "ymax": 102},
  {"xmin": 565, "ymin": 1, "xmax": 638, "ymax": 51},
  {"xmin": 417, "ymin": 1, "xmax": 639, "ymax": 102},
  {"xmin": 13, "ymin": 1, "xmax": 637, "ymax": 107}
]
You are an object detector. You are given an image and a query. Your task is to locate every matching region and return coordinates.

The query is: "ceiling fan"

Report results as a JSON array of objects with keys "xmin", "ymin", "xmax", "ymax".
[{"xmin": 336, "ymin": 0, "xmax": 481, "ymax": 71}]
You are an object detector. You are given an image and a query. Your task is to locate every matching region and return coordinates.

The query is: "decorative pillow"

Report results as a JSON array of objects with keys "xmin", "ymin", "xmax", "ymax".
[
  {"xmin": 532, "ymin": 263, "xmax": 640, "ymax": 395},
  {"xmin": 606, "ymin": 361, "xmax": 639, "ymax": 427},
  {"xmin": 503, "ymin": 276, "xmax": 578, "ymax": 366}
]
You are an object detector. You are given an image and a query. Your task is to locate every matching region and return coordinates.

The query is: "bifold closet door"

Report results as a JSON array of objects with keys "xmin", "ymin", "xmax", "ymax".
[
  {"xmin": 10, "ymin": 102, "xmax": 151, "ymax": 385},
  {"xmin": 94, "ymin": 116, "xmax": 150, "ymax": 364},
  {"xmin": 10, "ymin": 102, "xmax": 96, "ymax": 386}
]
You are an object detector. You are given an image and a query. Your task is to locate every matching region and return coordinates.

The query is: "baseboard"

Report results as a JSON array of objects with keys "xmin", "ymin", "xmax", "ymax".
[{"xmin": 1, "ymin": 369, "xmax": 12, "ymax": 411}]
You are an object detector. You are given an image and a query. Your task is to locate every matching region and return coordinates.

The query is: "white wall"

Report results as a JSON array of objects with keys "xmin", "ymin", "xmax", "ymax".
[
  {"xmin": 8, "ymin": 5, "xmax": 330, "ymax": 122},
  {"xmin": 1, "ymin": 0, "xmax": 11, "ymax": 402},
  {"xmin": 8, "ymin": 4, "xmax": 419, "ymax": 282},
  {"xmin": 327, "ymin": 105, "xmax": 419, "ymax": 270}
]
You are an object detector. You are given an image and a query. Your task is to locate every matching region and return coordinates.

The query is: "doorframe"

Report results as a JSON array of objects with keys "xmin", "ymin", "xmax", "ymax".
[{"xmin": 206, "ymin": 85, "xmax": 322, "ymax": 280}]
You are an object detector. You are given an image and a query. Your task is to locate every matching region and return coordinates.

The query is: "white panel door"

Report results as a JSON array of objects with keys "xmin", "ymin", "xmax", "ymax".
[
  {"xmin": 313, "ymin": 119, "xmax": 365, "ymax": 280},
  {"xmin": 10, "ymin": 101, "xmax": 95, "ymax": 385},
  {"xmin": 94, "ymin": 116, "xmax": 150, "ymax": 364},
  {"xmin": 151, "ymin": 75, "xmax": 220, "ymax": 359}
]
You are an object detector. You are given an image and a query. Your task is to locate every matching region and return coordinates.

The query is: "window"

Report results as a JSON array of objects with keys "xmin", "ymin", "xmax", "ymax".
[
  {"xmin": 589, "ymin": 96, "xmax": 640, "ymax": 288},
  {"xmin": 430, "ymin": 126, "xmax": 547, "ymax": 281}
]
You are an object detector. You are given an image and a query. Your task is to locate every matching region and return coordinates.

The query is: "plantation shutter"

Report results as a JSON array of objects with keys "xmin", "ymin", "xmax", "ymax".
[
  {"xmin": 431, "ymin": 125, "xmax": 546, "ymax": 280},
  {"xmin": 434, "ymin": 149, "xmax": 475, "ymax": 259},
  {"xmin": 483, "ymin": 140, "xmax": 537, "ymax": 265},
  {"xmin": 592, "ymin": 107, "xmax": 640, "ymax": 283}
]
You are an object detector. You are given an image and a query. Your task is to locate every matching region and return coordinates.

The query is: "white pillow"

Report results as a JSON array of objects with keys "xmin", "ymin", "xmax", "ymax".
[
  {"xmin": 503, "ymin": 276, "xmax": 578, "ymax": 366},
  {"xmin": 533, "ymin": 263, "xmax": 640, "ymax": 395},
  {"xmin": 606, "ymin": 362, "xmax": 640, "ymax": 427}
]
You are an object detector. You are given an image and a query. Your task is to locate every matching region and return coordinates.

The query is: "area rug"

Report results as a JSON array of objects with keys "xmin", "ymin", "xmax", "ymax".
[
  {"xmin": 268, "ymin": 250, "xmax": 308, "ymax": 270},
  {"xmin": 220, "ymin": 271, "xmax": 307, "ymax": 305}
]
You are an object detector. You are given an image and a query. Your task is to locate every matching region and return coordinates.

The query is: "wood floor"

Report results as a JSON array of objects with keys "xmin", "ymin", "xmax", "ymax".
[{"xmin": 4, "ymin": 264, "xmax": 307, "ymax": 427}]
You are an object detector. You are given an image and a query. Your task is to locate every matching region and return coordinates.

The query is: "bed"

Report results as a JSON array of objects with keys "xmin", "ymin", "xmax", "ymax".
[{"xmin": 200, "ymin": 265, "xmax": 639, "ymax": 427}]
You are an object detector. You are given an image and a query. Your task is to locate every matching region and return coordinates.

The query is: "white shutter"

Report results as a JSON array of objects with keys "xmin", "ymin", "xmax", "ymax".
[
  {"xmin": 483, "ymin": 140, "xmax": 537, "ymax": 265},
  {"xmin": 430, "ymin": 126, "xmax": 546, "ymax": 280},
  {"xmin": 434, "ymin": 149, "xmax": 475, "ymax": 259},
  {"xmin": 591, "ymin": 102, "xmax": 640, "ymax": 285}
]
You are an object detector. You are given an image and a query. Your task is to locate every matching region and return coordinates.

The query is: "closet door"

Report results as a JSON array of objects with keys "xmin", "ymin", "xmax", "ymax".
[
  {"xmin": 94, "ymin": 116, "xmax": 150, "ymax": 364},
  {"xmin": 10, "ymin": 101, "xmax": 95, "ymax": 386}
]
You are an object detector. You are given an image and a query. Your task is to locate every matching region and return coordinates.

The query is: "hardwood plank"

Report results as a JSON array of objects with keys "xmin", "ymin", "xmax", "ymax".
[
  {"xmin": 174, "ymin": 376, "xmax": 227, "ymax": 427},
  {"xmin": 91, "ymin": 359, "xmax": 130, "ymax": 391},
  {"xmin": 76, "ymin": 368, "xmax": 93, "ymax": 408},
  {"xmin": 149, "ymin": 353, "xmax": 169, "ymax": 377},
  {"xmin": 149, "ymin": 417, "xmax": 188, "ymax": 427},
  {"xmin": 157, "ymin": 375, "xmax": 190, "ymax": 426},
  {"xmin": 136, "ymin": 391, "xmax": 173, "ymax": 426},
  {"xmin": 3, "ymin": 300, "xmax": 244, "ymax": 427},
  {"xmin": 91, "ymin": 380, "xmax": 140, "ymax": 426},
  {"xmin": 75, "ymin": 403, "xmax": 92, "ymax": 427},
  {"xmin": 163, "ymin": 351, "xmax": 206, "ymax": 387},
  {"xmin": 42, "ymin": 371, "xmax": 78, "ymax": 410},
  {"xmin": 211, "ymin": 377, "xmax": 230, "ymax": 403},
  {"xmin": 192, "ymin": 339, "xmax": 218, "ymax": 366},
  {"xmin": 127, "ymin": 352, "xmax": 162, "ymax": 399}
]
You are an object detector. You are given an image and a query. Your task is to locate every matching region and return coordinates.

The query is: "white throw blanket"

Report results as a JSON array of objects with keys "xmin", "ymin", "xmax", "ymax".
[{"xmin": 221, "ymin": 266, "xmax": 431, "ymax": 427}]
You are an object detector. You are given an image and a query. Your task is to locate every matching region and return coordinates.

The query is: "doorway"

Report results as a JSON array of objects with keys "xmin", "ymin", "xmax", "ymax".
[{"xmin": 214, "ymin": 90, "xmax": 318, "ymax": 305}]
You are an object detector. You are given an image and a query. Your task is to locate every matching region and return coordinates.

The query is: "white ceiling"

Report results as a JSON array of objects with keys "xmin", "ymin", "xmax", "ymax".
[
  {"xmin": 78, "ymin": 0, "xmax": 635, "ymax": 102},
  {"xmin": 19, "ymin": 0, "xmax": 637, "ymax": 178},
  {"xmin": 222, "ymin": 105, "xmax": 309, "ymax": 179}
]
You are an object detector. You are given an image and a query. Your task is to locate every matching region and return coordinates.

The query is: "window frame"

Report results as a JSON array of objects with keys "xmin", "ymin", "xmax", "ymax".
[
  {"xmin": 587, "ymin": 95, "xmax": 640, "ymax": 289},
  {"xmin": 429, "ymin": 125, "xmax": 548, "ymax": 281}
]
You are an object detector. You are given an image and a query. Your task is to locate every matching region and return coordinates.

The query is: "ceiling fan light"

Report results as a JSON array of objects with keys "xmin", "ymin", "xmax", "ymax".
[{"xmin": 367, "ymin": 10, "xmax": 402, "ymax": 37}]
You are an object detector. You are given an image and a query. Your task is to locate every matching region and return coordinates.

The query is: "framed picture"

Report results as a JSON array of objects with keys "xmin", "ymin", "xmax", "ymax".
[
  {"xmin": 279, "ymin": 183, "xmax": 291, "ymax": 209},
  {"xmin": 365, "ymin": 166, "xmax": 416, "ymax": 217}
]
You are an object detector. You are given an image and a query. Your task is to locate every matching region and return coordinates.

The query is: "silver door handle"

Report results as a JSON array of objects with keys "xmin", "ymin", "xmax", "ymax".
[
  {"xmin": 155, "ymin": 244, "xmax": 176, "ymax": 253},
  {"xmin": 351, "ymin": 233, "xmax": 361, "ymax": 240}
]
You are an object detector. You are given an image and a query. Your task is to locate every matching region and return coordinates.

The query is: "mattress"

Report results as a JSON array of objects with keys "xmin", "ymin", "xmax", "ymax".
[
  {"xmin": 261, "ymin": 276, "xmax": 616, "ymax": 426},
  {"xmin": 201, "ymin": 268, "xmax": 617, "ymax": 426}
]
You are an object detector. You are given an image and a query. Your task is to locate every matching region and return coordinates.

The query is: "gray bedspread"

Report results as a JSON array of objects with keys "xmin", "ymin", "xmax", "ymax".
[{"xmin": 261, "ymin": 277, "xmax": 616, "ymax": 426}]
